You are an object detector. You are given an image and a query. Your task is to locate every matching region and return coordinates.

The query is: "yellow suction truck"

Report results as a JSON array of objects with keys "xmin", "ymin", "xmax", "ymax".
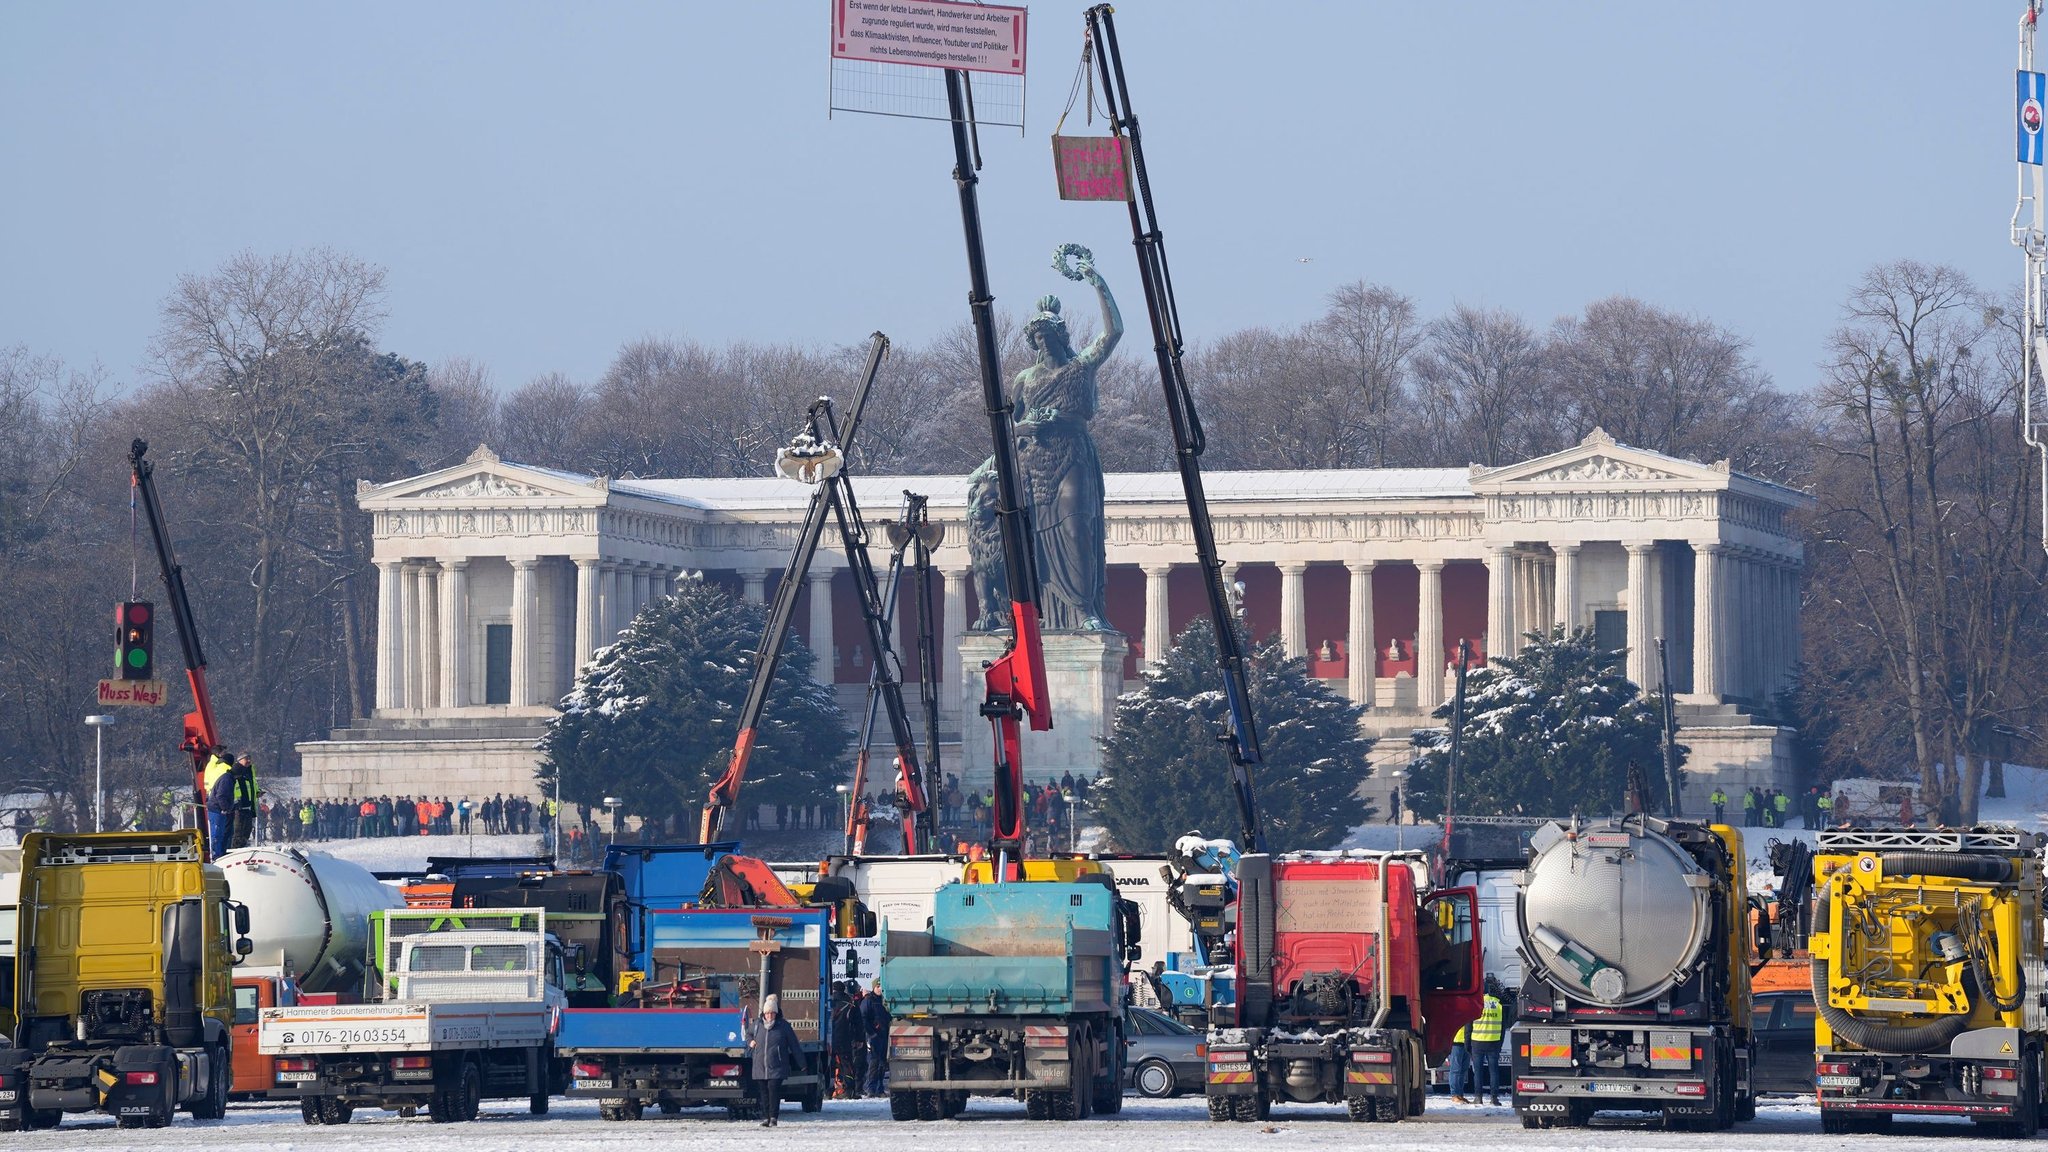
[
  {"xmin": 0, "ymin": 831, "xmax": 249, "ymax": 1131},
  {"xmin": 1808, "ymin": 827, "xmax": 2047, "ymax": 1136}
]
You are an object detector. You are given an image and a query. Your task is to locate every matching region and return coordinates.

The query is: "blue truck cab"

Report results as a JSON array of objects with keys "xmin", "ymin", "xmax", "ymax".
[
  {"xmin": 880, "ymin": 876, "xmax": 1130, "ymax": 1121},
  {"xmin": 557, "ymin": 844, "xmax": 833, "ymax": 1121}
]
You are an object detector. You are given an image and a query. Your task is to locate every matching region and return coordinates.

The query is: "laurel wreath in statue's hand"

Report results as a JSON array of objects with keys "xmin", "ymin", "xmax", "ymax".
[{"xmin": 1053, "ymin": 242, "xmax": 1094, "ymax": 282}]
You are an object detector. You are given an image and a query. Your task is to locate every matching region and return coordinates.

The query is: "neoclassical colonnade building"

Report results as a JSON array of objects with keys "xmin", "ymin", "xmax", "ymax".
[{"xmin": 298, "ymin": 431, "xmax": 1812, "ymax": 812}]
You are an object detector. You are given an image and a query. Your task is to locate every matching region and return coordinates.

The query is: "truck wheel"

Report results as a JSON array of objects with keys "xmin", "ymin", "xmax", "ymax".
[
  {"xmin": 658, "ymin": 1100, "xmax": 682, "ymax": 1116},
  {"xmin": 190, "ymin": 1044, "xmax": 230, "ymax": 1120},
  {"xmin": 599, "ymin": 1099, "xmax": 643, "ymax": 1121},
  {"xmin": 800, "ymin": 1080, "xmax": 825, "ymax": 1113},
  {"xmin": 530, "ymin": 1089, "xmax": 550, "ymax": 1115},
  {"xmin": 889, "ymin": 1090, "xmax": 918, "ymax": 1121},
  {"xmin": 1206, "ymin": 1093, "xmax": 1231, "ymax": 1122},
  {"xmin": 1346, "ymin": 1096, "xmax": 1375, "ymax": 1122},
  {"xmin": 301, "ymin": 1099, "xmax": 323, "ymax": 1126},
  {"xmin": 458, "ymin": 1063, "xmax": 483, "ymax": 1122},
  {"xmin": 915, "ymin": 1090, "xmax": 941, "ymax": 1121},
  {"xmin": 1024, "ymin": 1090, "xmax": 1047, "ymax": 1121},
  {"xmin": 1373, "ymin": 1095, "xmax": 1402, "ymax": 1122}
]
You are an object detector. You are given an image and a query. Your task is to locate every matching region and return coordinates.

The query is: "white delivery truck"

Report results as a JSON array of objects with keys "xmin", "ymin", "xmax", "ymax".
[{"xmin": 259, "ymin": 912, "xmax": 566, "ymax": 1124}]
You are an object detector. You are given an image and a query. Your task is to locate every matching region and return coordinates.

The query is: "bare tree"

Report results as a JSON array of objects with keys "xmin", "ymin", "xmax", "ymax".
[
  {"xmin": 1316, "ymin": 282, "xmax": 1422, "ymax": 466},
  {"xmin": 1410, "ymin": 304, "xmax": 1556, "ymax": 466}
]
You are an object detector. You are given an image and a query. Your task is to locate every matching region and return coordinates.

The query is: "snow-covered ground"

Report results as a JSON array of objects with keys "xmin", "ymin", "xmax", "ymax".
[{"xmin": 7, "ymin": 1093, "xmax": 1999, "ymax": 1151}]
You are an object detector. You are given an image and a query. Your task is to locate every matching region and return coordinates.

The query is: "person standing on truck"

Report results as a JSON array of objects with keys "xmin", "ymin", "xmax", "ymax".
[
  {"xmin": 1469, "ymin": 976, "xmax": 1506, "ymax": 1106},
  {"xmin": 861, "ymin": 978, "xmax": 891, "ymax": 1097},
  {"xmin": 230, "ymin": 754, "xmax": 259, "ymax": 847},
  {"xmin": 202, "ymin": 747, "xmax": 235, "ymax": 853},
  {"xmin": 749, "ymin": 994, "xmax": 802, "ymax": 1127},
  {"xmin": 1709, "ymin": 786, "xmax": 1727, "ymax": 824}
]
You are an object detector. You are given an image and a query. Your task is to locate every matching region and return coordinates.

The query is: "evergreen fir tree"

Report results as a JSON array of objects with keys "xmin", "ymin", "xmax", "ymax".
[
  {"xmin": 1092, "ymin": 619, "xmax": 1373, "ymax": 853},
  {"xmin": 536, "ymin": 574, "xmax": 851, "ymax": 830},
  {"xmin": 1404, "ymin": 626, "xmax": 1682, "ymax": 820}
]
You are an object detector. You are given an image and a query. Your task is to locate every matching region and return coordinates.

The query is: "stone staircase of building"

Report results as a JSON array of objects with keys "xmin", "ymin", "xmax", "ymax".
[{"xmin": 319, "ymin": 715, "xmax": 554, "ymax": 744}]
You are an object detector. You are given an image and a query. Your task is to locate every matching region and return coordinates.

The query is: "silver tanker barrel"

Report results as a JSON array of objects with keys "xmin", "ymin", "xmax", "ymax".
[
  {"xmin": 217, "ymin": 846, "xmax": 404, "ymax": 994},
  {"xmin": 1517, "ymin": 819, "xmax": 1716, "ymax": 1008}
]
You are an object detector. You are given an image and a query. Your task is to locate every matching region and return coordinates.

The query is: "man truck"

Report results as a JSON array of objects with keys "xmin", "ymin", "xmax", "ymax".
[{"xmin": 0, "ymin": 831, "xmax": 249, "ymax": 1131}]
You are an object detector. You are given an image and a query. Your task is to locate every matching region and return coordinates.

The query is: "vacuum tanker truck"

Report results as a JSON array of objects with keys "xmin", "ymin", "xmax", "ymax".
[
  {"xmin": 1509, "ymin": 815, "xmax": 1756, "ymax": 1130},
  {"xmin": 216, "ymin": 847, "xmax": 403, "ymax": 1095}
]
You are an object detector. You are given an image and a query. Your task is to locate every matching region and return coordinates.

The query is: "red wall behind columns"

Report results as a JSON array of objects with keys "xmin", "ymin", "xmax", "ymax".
[
  {"xmin": 1168, "ymin": 565, "xmax": 1206, "ymax": 640},
  {"xmin": 1104, "ymin": 566, "xmax": 1145, "ymax": 677},
  {"xmin": 705, "ymin": 568, "xmax": 743, "ymax": 602},
  {"xmin": 1442, "ymin": 561, "xmax": 1490, "ymax": 670},
  {"xmin": 1239, "ymin": 564, "xmax": 1280, "ymax": 647},
  {"xmin": 832, "ymin": 570, "xmax": 868, "ymax": 684},
  {"xmin": 1374, "ymin": 563, "xmax": 1418, "ymax": 678},
  {"xmin": 1304, "ymin": 563, "xmax": 1348, "ymax": 677}
]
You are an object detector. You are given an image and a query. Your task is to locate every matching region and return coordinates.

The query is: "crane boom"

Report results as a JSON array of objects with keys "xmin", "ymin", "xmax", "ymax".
[
  {"xmin": 1084, "ymin": 6, "xmax": 1267, "ymax": 852},
  {"xmin": 129, "ymin": 439, "xmax": 225, "ymax": 856},
  {"xmin": 944, "ymin": 67, "xmax": 1051, "ymax": 878},
  {"xmin": 700, "ymin": 333, "xmax": 890, "ymax": 844},
  {"xmin": 2016, "ymin": 2, "xmax": 2048, "ymax": 553}
]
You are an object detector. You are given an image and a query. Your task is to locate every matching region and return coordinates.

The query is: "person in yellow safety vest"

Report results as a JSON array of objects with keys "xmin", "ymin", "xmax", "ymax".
[
  {"xmin": 201, "ymin": 748, "xmax": 235, "ymax": 856},
  {"xmin": 1448, "ymin": 1020, "xmax": 1473, "ymax": 1103},
  {"xmin": 1815, "ymin": 791, "xmax": 1834, "ymax": 828},
  {"xmin": 1772, "ymin": 789, "xmax": 1791, "ymax": 828},
  {"xmin": 229, "ymin": 754, "xmax": 260, "ymax": 849},
  {"xmin": 1468, "ymin": 976, "xmax": 1506, "ymax": 1106},
  {"xmin": 1709, "ymin": 787, "xmax": 1728, "ymax": 824}
]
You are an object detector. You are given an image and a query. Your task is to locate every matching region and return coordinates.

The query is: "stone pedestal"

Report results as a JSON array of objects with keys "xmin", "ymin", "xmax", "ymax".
[{"xmin": 958, "ymin": 629, "xmax": 1128, "ymax": 793}]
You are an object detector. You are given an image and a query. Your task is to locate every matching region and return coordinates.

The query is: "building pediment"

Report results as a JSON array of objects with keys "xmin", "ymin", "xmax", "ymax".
[
  {"xmin": 1470, "ymin": 428, "xmax": 1730, "ymax": 489},
  {"xmin": 359, "ymin": 445, "xmax": 607, "ymax": 509}
]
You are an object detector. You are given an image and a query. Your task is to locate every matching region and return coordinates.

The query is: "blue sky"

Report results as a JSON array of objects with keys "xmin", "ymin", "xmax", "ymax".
[{"xmin": 0, "ymin": 2, "xmax": 2023, "ymax": 395}]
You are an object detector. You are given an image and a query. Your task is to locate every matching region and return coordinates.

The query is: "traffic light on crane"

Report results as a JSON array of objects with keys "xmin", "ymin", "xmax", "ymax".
[{"xmin": 116, "ymin": 600, "xmax": 155, "ymax": 680}]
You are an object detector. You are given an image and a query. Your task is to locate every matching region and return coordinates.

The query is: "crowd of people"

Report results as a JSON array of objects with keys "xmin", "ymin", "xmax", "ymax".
[{"xmin": 256, "ymin": 793, "xmax": 556, "ymax": 842}]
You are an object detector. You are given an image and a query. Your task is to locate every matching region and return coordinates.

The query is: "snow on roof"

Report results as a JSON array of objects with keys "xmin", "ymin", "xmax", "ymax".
[{"xmin": 607, "ymin": 467, "xmax": 1471, "ymax": 513}]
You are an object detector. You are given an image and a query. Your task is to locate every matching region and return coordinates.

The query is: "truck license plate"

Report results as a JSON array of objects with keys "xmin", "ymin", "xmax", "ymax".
[
  {"xmin": 1817, "ymin": 1075, "xmax": 1861, "ymax": 1088},
  {"xmin": 575, "ymin": 1079, "xmax": 612, "ymax": 1090},
  {"xmin": 1587, "ymin": 1082, "xmax": 1634, "ymax": 1094},
  {"xmin": 1210, "ymin": 1062, "xmax": 1251, "ymax": 1073},
  {"xmin": 277, "ymin": 1071, "xmax": 319, "ymax": 1083}
]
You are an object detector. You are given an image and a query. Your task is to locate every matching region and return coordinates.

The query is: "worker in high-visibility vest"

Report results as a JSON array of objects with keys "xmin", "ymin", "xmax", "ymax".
[
  {"xmin": 1448, "ymin": 1020, "xmax": 1473, "ymax": 1104},
  {"xmin": 1709, "ymin": 787, "xmax": 1728, "ymax": 825},
  {"xmin": 201, "ymin": 748, "xmax": 235, "ymax": 856},
  {"xmin": 1468, "ymin": 976, "xmax": 1507, "ymax": 1106}
]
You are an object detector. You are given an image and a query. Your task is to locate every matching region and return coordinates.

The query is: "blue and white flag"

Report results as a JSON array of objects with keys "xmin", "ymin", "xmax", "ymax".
[{"xmin": 2021, "ymin": 70, "xmax": 2046, "ymax": 165}]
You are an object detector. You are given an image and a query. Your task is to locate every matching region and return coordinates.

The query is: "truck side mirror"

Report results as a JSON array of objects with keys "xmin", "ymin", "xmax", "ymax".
[
  {"xmin": 236, "ymin": 937, "xmax": 254, "ymax": 958},
  {"xmin": 232, "ymin": 902, "xmax": 252, "ymax": 936}
]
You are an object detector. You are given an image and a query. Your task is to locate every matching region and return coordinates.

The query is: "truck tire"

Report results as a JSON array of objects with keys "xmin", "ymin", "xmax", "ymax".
[
  {"xmin": 530, "ymin": 1089, "xmax": 550, "ymax": 1115},
  {"xmin": 458, "ymin": 1063, "xmax": 483, "ymax": 1122},
  {"xmin": 189, "ymin": 1044, "xmax": 230, "ymax": 1120},
  {"xmin": 1025, "ymin": 1090, "xmax": 1047, "ymax": 1120},
  {"xmin": 1206, "ymin": 1093, "xmax": 1231, "ymax": 1122},
  {"xmin": 1346, "ymin": 1096, "xmax": 1375, "ymax": 1122},
  {"xmin": 915, "ymin": 1090, "xmax": 942, "ymax": 1120},
  {"xmin": 801, "ymin": 1079, "xmax": 825, "ymax": 1113},
  {"xmin": 301, "ymin": 1099, "xmax": 322, "ymax": 1125},
  {"xmin": 599, "ymin": 1098, "xmax": 644, "ymax": 1121},
  {"xmin": 890, "ymin": 1090, "xmax": 918, "ymax": 1121}
]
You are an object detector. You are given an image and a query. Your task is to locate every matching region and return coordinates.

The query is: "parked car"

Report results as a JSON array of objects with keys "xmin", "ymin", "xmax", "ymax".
[
  {"xmin": 1752, "ymin": 990, "xmax": 1817, "ymax": 1096},
  {"xmin": 1125, "ymin": 1006, "xmax": 1203, "ymax": 1098}
]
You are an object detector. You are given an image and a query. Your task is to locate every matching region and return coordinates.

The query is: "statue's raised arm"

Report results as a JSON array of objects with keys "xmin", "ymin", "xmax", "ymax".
[{"xmin": 1054, "ymin": 243, "xmax": 1122, "ymax": 368}]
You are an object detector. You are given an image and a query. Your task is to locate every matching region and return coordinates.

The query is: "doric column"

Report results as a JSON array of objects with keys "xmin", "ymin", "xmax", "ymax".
[
  {"xmin": 441, "ymin": 559, "xmax": 469, "ymax": 708},
  {"xmin": 1692, "ymin": 543, "xmax": 1722, "ymax": 700},
  {"xmin": 1513, "ymin": 553, "xmax": 1535, "ymax": 649},
  {"xmin": 1142, "ymin": 564, "xmax": 1173, "ymax": 665},
  {"xmin": 630, "ymin": 564, "xmax": 652, "ymax": 623},
  {"xmin": 942, "ymin": 567, "xmax": 969, "ymax": 718},
  {"xmin": 511, "ymin": 557, "xmax": 538, "ymax": 707},
  {"xmin": 574, "ymin": 558, "xmax": 601, "ymax": 667},
  {"xmin": 1787, "ymin": 560, "xmax": 1804, "ymax": 693},
  {"xmin": 1731, "ymin": 553, "xmax": 1751, "ymax": 699},
  {"xmin": 415, "ymin": 563, "xmax": 441, "ymax": 710},
  {"xmin": 1346, "ymin": 560, "xmax": 1376, "ymax": 708},
  {"xmin": 807, "ymin": 567, "xmax": 836, "ymax": 685},
  {"xmin": 1278, "ymin": 562, "xmax": 1308, "ymax": 658},
  {"xmin": 741, "ymin": 568, "xmax": 768, "ymax": 605},
  {"xmin": 1624, "ymin": 541, "xmax": 1654, "ymax": 687},
  {"xmin": 375, "ymin": 560, "xmax": 403, "ymax": 710},
  {"xmin": 1416, "ymin": 559, "xmax": 1445, "ymax": 711},
  {"xmin": 1484, "ymin": 545, "xmax": 1513, "ymax": 658},
  {"xmin": 399, "ymin": 561, "xmax": 422, "ymax": 710},
  {"xmin": 608, "ymin": 563, "xmax": 632, "ymax": 637},
  {"xmin": 1553, "ymin": 543, "xmax": 1580, "ymax": 634}
]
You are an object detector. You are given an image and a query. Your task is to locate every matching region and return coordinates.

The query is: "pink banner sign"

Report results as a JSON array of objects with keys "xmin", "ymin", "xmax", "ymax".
[
  {"xmin": 98, "ymin": 678, "xmax": 168, "ymax": 707},
  {"xmin": 832, "ymin": 0, "xmax": 1027, "ymax": 77},
  {"xmin": 1053, "ymin": 135, "xmax": 1128, "ymax": 202}
]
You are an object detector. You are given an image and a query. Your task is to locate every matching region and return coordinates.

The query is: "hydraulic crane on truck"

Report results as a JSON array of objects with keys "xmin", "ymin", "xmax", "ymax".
[
  {"xmin": 130, "ymin": 439, "xmax": 229, "ymax": 858},
  {"xmin": 699, "ymin": 333, "xmax": 939, "ymax": 854},
  {"xmin": 843, "ymin": 492, "xmax": 945, "ymax": 856},
  {"xmin": 942, "ymin": 67, "xmax": 1054, "ymax": 882},
  {"xmin": 2018, "ymin": 2, "xmax": 2048, "ymax": 554}
]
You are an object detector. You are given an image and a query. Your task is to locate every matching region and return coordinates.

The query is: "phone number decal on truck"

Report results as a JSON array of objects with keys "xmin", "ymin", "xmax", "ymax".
[{"xmin": 274, "ymin": 1026, "xmax": 418, "ymax": 1046}]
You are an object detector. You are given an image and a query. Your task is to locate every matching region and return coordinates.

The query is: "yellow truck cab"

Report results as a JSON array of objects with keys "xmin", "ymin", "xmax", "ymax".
[{"xmin": 0, "ymin": 831, "xmax": 248, "ymax": 1131}]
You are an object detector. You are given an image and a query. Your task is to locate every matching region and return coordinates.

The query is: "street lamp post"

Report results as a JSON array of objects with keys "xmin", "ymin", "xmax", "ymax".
[
  {"xmin": 603, "ymin": 796, "xmax": 623, "ymax": 850},
  {"xmin": 84, "ymin": 714, "xmax": 117, "ymax": 832},
  {"xmin": 835, "ymin": 784, "xmax": 851, "ymax": 852},
  {"xmin": 1388, "ymin": 769, "xmax": 1405, "ymax": 851}
]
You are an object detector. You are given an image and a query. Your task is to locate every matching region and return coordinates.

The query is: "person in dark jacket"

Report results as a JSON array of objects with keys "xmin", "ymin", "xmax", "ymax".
[
  {"xmin": 830, "ymin": 982, "xmax": 862, "ymax": 1098},
  {"xmin": 750, "ymin": 994, "xmax": 802, "ymax": 1126},
  {"xmin": 860, "ymin": 979, "xmax": 891, "ymax": 1097}
]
